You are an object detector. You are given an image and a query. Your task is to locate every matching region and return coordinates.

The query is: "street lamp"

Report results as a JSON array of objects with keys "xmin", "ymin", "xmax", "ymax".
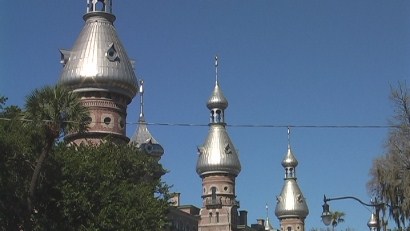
[
  {"xmin": 321, "ymin": 195, "xmax": 384, "ymax": 231},
  {"xmin": 321, "ymin": 199, "xmax": 332, "ymax": 226}
]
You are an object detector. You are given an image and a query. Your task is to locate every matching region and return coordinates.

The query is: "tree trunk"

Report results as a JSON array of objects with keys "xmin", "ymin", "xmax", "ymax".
[{"xmin": 25, "ymin": 139, "xmax": 52, "ymax": 230}]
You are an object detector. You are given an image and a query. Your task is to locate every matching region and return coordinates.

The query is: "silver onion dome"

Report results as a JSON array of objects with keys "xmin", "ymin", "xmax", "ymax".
[
  {"xmin": 206, "ymin": 82, "xmax": 228, "ymax": 110},
  {"xmin": 129, "ymin": 80, "xmax": 163, "ymax": 158},
  {"xmin": 275, "ymin": 180, "xmax": 309, "ymax": 219},
  {"xmin": 367, "ymin": 213, "xmax": 378, "ymax": 230},
  {"xmin": 196, "ymin": 124, "xmax": 241, "ymax": 176},
  {"xmin": 275, "ymin": 145, "xmax": 309, "ymax": 219},
  {"xmin": 282, "ymin": 146, "xmax": 298, "ymax": 168},
  {"xmin": 130, "ymin": 116, "xmax": 164, "ymax": 158},
  {"xmin": 196, "ymin": 71, "xmax": 241, "ymax": 176},
  {"xmin": 59, "ymin": 0, "xmax": 138, "ymax": 102},
  {"xmin": 264, "ymin": 217, "xmax": 274, "ymax": 231}
]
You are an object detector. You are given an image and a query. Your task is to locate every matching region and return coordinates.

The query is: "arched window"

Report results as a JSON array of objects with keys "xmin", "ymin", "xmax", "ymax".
[
  {"xmin": 211, "ymin": 187, "xmax": 217, "ymax": 204},
  {"xmin": 95, "ymin": 0, "xmax": 105, "ymax": 11}
]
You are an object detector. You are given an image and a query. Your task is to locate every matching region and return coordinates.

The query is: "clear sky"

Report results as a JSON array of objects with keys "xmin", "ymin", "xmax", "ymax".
[{"xmin": 1, "ymin": 1, "xmax": 410, "ymax": 230}]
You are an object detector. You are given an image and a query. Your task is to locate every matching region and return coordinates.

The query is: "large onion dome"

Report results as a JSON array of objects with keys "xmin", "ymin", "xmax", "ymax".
[
  {"xmin": 196, "ymin": 124, "xmax": 241, "ymax": 176},
  {"xmin": 59, "ymin": 0, "xmax": 138, "ymax": 102},
  {"xmin": 196, "ymin": 58, "xmax": 241, "ymax": 176}
]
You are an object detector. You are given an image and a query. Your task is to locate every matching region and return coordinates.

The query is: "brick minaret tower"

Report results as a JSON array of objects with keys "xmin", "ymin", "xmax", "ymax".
[
  {"xmin": 275, "ymin": 129, "xmax": 309, "ymax": 231},
  {"xmin": 196, "ymin": 56, "xmax": 242, "ymax": 231},
  {"xmin": 59, "ymin": 0, "xmax": 138, "ymax": 144}
]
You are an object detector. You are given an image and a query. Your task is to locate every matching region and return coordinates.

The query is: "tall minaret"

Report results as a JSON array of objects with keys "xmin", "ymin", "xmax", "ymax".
[
  {"xmin": 59, "ymin": 0, "xmax": 138, "ymax": 144},
  {"xmin": 196, "ymin": 56, "xmax": 242, "ymax": 231},
  {"xmin": 275, "ymin": 129, "xmax": 309, "ymax": 231},
  {"xmin": 130, "ymin": 80, "xmax": 164, "ymax": 160}
]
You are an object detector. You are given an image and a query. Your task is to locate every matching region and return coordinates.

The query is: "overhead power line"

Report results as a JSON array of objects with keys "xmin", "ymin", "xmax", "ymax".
[{"xmin": 0, "ymin": 117, "xmax": 398, "ymax": 129}]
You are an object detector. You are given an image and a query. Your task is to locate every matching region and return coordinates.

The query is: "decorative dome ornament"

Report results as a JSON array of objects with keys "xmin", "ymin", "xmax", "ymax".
[
  {"xmin": 206, "ymin": 56, "xmax": 228, "ymax": 112},
  {"xmin": 281, "ymin": 128, "xmax": 299, "ymax": 169}
]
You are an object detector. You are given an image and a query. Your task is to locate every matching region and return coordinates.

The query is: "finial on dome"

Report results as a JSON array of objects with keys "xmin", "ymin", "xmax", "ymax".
[
  {"xmin": 139, "ymin": 79, "xmax": 144, "ymax": 119},
  {"xmin": 281, "ymin": 128, "xmax": 298, "ymax": 171},
  {"xmin": 287, "ymin": 127, "xmax": 291, "ymax": 149},
  {"xmin": 206, "ymin": 55, "xmax": 228, "ymax": 113},
  {"xmin": 266, "ymin": 203, "xmax": 269, "ymax": 218},
  {"xmin": 215, "ymin": 55, "xmax": 219, "ymax": 84}
]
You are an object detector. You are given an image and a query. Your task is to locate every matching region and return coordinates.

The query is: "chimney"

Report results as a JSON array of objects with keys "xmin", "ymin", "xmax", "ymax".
[
  {"xmin": 239, "ymin": 210, "xmax": 248, "ymax": 226},
  {"xmin": 257, "ymin": 218, "xmax": 265, "ymax": 227},
  {"xmin": 170, "ymin": 193, "xmax": 181, "ymax": 207}
]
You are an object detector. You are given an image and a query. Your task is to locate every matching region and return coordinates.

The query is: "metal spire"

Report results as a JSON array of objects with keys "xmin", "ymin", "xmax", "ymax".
[
  {"xmin": 266, "ymin": 203, "xmax": 269, "ymax": 219},
  {"xmin": 215, "ymin": 55, "xmax": 219, "ymax": 84},
  {"xmin": 139, "ymin": 79, "xmax": 144, "ymax": 119},
  {"xmin": 287, "ymin": 127, "xmax": 291, "ymax": 149}
]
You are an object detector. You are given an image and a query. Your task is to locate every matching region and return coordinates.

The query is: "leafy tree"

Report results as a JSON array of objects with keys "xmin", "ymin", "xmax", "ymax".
[
  {"xmin": 368, "ymin": 83, "xmax": 410, "ymax": 229},
  {"xmin": 49, "ymin": 142, "xmax": 170, "ymax": 231},
  {"xmin": 22, "ymin": 85, "xmax": 89, "ymax": 228},
  {"xmin": 0, "ymin": 99, "xmax": 38, "ymax": 230},
  {"xmin": 1, "ymin": 89, "xmax": 170, "ymax": 230}
]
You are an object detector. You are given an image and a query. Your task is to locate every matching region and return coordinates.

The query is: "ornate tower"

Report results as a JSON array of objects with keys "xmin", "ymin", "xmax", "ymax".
[
  {"xmin": 59, "ymin": 0, "xmax": 138, "ymax": 144},
  {"xmin": 196, "ymin": 56, "xmax": 241, "ymax": 231},
  {"xmin": 275, "ymin": 129, "xmax": 309, "ymax": 231},
  {"xmin": 129, "ymin": 80, "xmax": 164, "ymax": 160}
]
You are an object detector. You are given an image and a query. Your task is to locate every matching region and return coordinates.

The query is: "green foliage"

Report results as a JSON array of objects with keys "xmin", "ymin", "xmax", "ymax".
[
  {"xmin": 368, "ymin": 82, "xmax": 410, "ymax": 229},
  {"xmin": 0, "ymin": 116, "xmax": 170, "ymax": 230},
  {"xmin": 24, "ymin": 85, "xmax": 89, "ymax": 140},
  {"xmin": 331, "ymin": 211, "xmax": 345, "ymax": 230},
  {"xmin": 0, "ymin": 95, "xmax": 8, "ymax": 109},
  {"xmin": 22, "ymin": 85, "xmax": 90, "ymax": 229},
  {"xmin": 50, "ymin": 142, "xmax": 170, "ymax": 231},
  {"xmin": 0, "ymin": 90, "xmax": 170, "ymax": 230},
  {"xmin": 0, "ymin": 103, "xmax": 37, "ymax": 230}
]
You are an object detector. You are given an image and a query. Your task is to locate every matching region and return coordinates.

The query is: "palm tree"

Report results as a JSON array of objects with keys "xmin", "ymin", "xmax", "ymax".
[
  {"xmin": 23, "ymin": 85, "xmax": 89, "ymax": 227},
  {"xmin": 331, "ymin": 211, "xmax": 345, "ymax": 231}
]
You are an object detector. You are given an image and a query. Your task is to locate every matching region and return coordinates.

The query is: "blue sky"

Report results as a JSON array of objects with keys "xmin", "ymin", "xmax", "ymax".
[{"xmin": 1, "ymin": 1, "xmax": 410, "ymax": 230}]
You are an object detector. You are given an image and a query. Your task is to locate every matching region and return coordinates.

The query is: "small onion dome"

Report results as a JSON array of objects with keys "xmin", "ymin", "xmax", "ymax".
[
  {"xmin": 59, "ymin": 10, "xmax": 138, "ymax": 102},
  {"xmin": 275, "ymin": 180, "xmax": 309, "ymax": 219},
  {"xmin": 264, "ymin": 217, "xmax": 274, "ymax": 231},
  {"xmin": 196, "ymin": 125, "xmax": 241, "ymax": 176},
  {"xmin": 130, "ymin": 117, "xmax": 164, "ymax": 158},
  {"xmin": 281, "ymin": 147, "xmax": 299, "ymax": 168},
  {"xmin": 367, "ymin": 213, "xmax": 378, "ymax": 229},
  {"xmin": 207, "ymin": 82, "xmax": 228, "ymax": 110}
]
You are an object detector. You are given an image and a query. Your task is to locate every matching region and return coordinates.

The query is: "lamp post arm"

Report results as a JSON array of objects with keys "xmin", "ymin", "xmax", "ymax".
[{"xmin": 323, "ymin": 195, "xmax": 384, "ymax": 208}]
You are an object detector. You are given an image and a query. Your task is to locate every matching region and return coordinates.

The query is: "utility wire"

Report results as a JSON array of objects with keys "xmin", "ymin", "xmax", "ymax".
[{"xmin": 0, "ymin": 117, "xmax": 399, "ymax": 129}]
